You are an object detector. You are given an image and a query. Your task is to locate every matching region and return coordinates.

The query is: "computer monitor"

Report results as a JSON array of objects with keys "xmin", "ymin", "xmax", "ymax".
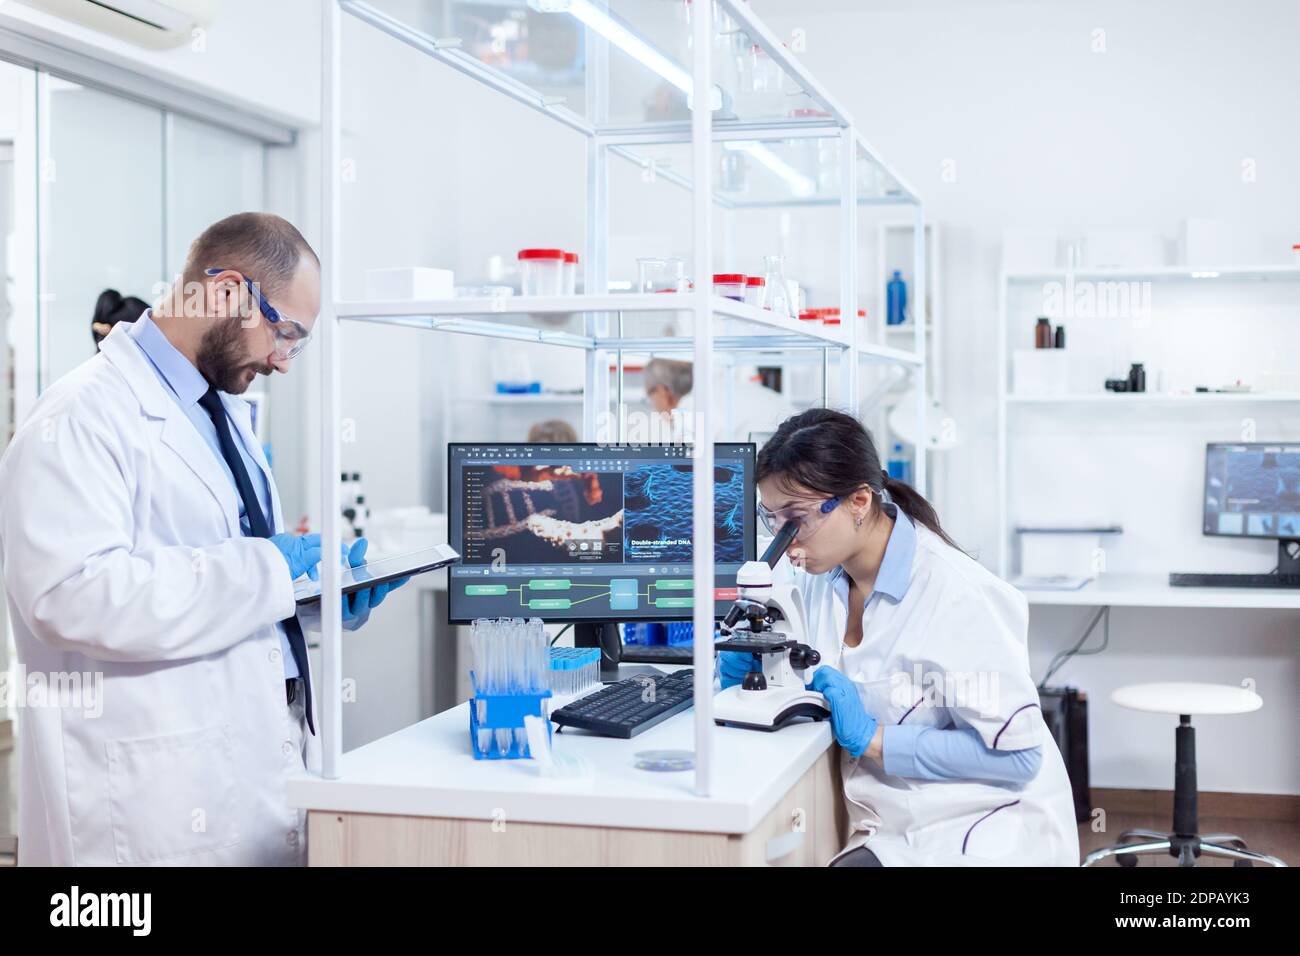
[
  {"xmin": 1204, "ymin": 442, "xmax": 1300, "ymax": 572},
  {"xmin": 448, "ymin": 442, "xmax": 757, "ymax": 668}
]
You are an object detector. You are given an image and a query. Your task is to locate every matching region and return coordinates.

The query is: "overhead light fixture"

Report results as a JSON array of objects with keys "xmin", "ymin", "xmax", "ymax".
[
  {"xmin": 722, "ymin": 140, "xmax": 816, "ymax": 197},
  {"xmin": 530, "ymin": 0, "xmax": 721, "ymax": 110},
  {"xmin": 1190, "ymin": 271, "xmax": 1220, "ymax": 279}
]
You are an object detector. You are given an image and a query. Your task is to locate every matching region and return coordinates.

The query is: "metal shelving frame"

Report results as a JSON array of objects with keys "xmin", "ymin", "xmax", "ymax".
[{"xmin": 319, "ymin": 0, "xmax": 926, "ymax": 798}]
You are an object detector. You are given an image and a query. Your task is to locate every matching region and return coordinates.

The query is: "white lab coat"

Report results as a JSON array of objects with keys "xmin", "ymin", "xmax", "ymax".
[
  {"xmin": 0, "ymin": 323, "xmax": 321, "ymax": 866},
  {"xmin": 666, "ymin": 377, "xmax": 795, "ymax": 443},
  {"xmin": 791, "ymin": 519, "xmax": 1080, "ymax": 866}
]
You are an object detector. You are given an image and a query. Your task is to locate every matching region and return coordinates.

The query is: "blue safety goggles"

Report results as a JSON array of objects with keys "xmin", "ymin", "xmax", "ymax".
[
  {"xmin": 757, "ymin": 495, "xmax": 841, "ymax": 539},
  {"xmin": 205, "ymin": 268, "xmax": 312, "ymax": 360}
]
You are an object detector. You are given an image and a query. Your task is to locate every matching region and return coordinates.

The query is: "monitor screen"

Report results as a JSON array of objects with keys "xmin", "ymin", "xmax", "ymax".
[
  {"xmin": 448, "ymin": 443, "xmax": 756, "ymax": 623},
  {"xmin": 1204, "ymin": 442, "xmax": 1300, "ymax": 539}
]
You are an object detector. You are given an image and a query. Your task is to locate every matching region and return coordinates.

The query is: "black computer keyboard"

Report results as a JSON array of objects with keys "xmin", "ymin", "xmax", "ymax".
[
  {"xmin": 551, "ymin": 669, "xmax": 695, "ymax": 738},
  {"xmin": 618, "ymin": 644, "xmax": 695, "ymax": 664},
  {"xmin": 1169, "ymin": 572, "xmax": 1300, "ymax": 588}
]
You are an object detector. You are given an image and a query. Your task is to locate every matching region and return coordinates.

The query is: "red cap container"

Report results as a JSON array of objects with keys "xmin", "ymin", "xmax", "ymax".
[
  {"xmin": 518, "ymin": 248, "xmax": 566, "ymax": 296},
  {"xmin": 713, "ymin": 273, "xmax": 747, "ymax": 301}
]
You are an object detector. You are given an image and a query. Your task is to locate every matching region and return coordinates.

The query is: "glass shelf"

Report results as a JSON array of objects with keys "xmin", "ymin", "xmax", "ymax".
[
  {"xmin": 1005, "ymin": 265, "xmax": 1300, "ymax": 283},
  {"xmin": 341, "ymin": 1, "xmax": 916, "ymax": 206},
  {"xmin": 611, "ymin": 133, "xmax": 912, "ymax": 206},
  {"xmin": 343, "ymin": 0, "xmax": 850, "ymax": 131},
  {"xmin": 334, "ymin": 292, "xmax": 922, "ymax": 363}
]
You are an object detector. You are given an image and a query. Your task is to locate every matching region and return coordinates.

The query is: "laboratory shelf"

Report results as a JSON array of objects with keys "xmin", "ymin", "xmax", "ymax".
[
  {"xmin": 1004, "ymin": 264, "xmax": 1300, "ymax": 284},
  {"xmin": 339, "ymin": 313, "xmax": 595, "ymax": 349},
  {"xmin": 337, "ymin": 291, "xmax": 798, "ymax": 318},
  {"xmin": 1004, "ymin": 392, "xmax": 1300, "ymax": 405},
  {"xmin": 334, "ymin": 293, "xmax": 687, "ymax": 317},
  {"xmin": 608, "ymin": 129, "xmax": 915, "ymax": 208},
  {"xmin": 449, "ymin": 393, "xmax": 584, "ymax": 405},
  {"xmin": 337, "ymin": 294, "xmax": 865, "ymax": 350},
  {"xmin": 853, "ymin": 342, "xmax": 924, "ymax": 367},
  {"xmin": 338, "ymin": 0, "xmax": 917, "ymax": 208},
  {"xmin": 342, "ymin": 0, "xmax": 850, "ymax": 129},
  {"xmin": 320, "ymin": 0, "xmax": 927, "ymax": 802},
  {"xmin": 995, "ymin": 259, "xmax": 1300, "ymax": 578}
]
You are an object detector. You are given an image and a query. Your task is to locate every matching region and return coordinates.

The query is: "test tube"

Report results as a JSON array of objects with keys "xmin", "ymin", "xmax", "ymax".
[{"xmin": 473, "ymin": 619, "xmax": 491, "ymax": 754}]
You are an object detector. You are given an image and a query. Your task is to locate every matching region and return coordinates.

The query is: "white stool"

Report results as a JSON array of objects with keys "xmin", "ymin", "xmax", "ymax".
[{"xmin": 1083, "ymin": 682, "xmax": 1286, "ymax": 868}]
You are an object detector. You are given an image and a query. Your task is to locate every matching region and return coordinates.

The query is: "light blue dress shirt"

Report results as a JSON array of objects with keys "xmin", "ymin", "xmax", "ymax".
[
  {"xmin": 835, "ymin": 505, "xmax": 1042, "ymax": 785},
  {"xmin": 126, "ymin": 313, "xmax": 297, "ymax": 679}
]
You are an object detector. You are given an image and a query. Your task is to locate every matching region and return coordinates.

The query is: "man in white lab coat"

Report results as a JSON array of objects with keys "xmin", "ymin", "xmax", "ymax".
[
  {"xmin": 644, "ymin": 357, "xmax": 794, "ymax": 443},
  {"xmin": 0, "ymin": 212, "xmax": 393, "ymax": 866}
]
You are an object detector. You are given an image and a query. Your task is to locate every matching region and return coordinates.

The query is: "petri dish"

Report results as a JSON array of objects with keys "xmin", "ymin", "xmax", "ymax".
[{"xmin": 633, "ymin": 749, "xmax": 695, "ymax": 772}]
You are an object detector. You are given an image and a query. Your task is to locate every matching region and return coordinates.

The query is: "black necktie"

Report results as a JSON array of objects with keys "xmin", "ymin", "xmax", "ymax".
[{"xmin": 198, "ymin": 386, "xmax": 315, "ymax": 734}]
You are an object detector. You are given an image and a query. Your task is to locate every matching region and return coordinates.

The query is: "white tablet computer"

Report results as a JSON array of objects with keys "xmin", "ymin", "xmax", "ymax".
[{"xmin": 293, "ymin": 544, "xmax": 460, "ymax": 605}]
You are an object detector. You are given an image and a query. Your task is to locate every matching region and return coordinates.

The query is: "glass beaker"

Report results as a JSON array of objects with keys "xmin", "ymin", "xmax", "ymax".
[
  {"xmin": 637, "ymin": 257, "xmax": 688, "ymax": 294},
  {"xmin": 719, "ymin": 149, "xmax": 748, "ymax": 192}
]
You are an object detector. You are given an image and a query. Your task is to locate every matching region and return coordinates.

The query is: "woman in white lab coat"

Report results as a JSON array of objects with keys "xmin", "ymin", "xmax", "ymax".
[{"xmin": 727, "ymin": 408, "xmax": 1080, "ymax": 866}]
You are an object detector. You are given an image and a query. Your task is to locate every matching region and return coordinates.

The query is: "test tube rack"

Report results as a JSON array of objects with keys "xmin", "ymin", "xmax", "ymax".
[{"xmin": 468, "ymin": 672, "xmax": 553, "ymax": 760}]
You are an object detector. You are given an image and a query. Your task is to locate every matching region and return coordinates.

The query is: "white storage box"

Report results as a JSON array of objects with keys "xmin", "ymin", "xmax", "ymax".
[
  {"xmin": 1001, "ymin": 228, "xmax": 1060, "ymax": 272},
  {"xmin": 1012, "ymin": 349, "xmax": 1069, "ymax": 396},
  {"xmin": 1082, "ymin": 229, "xmax": 1167, "ymax": 269},
  {"xmin": 365, "ymin": 267, "xmax": 455, "ymax": 301},
  {"xmin": 1178, "ymin": 219, "xmax": 1274, "ymax": 267},
  {"xmin": 1017, "ymin": 528, "xmax": 1121, "ymax": 579}
]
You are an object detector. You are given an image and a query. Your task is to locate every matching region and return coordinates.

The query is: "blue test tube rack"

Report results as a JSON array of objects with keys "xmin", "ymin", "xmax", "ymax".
[{"xmin": 468, "ymin": 672, "xmax": 553, "ymax": 760}]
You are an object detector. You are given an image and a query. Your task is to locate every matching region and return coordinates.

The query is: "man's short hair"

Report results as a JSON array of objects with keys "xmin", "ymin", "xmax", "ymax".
[
  {"xmin": 644, "ymin": 358, "xmax": 693, "ymax": 399},
  {"xmin": 527, "ymin": 419, "xmax": 579, "ymax": 443},
  {"xmin": 183, "ymin": 212, "xmax": 318, "ymax": 297}
]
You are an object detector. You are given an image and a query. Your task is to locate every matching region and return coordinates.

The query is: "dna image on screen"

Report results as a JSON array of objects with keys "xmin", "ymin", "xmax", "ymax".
[{"xmin": 623, "ymin": 462, "xmax": 746, "ymax": 564}]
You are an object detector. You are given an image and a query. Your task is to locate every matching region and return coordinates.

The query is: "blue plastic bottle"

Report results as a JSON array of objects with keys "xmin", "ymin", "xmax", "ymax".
[
  {"xmin": 886, "ymin": 270, "xmax": 907, "ymax": 326},
  {"xmin": 887, "ymin": 442, "xmax": 912, "ymax": 486}
]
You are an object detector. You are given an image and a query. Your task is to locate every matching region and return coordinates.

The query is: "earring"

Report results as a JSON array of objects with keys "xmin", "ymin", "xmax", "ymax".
[{"xmin": 854, "ymin": 513, "xmax": 864, "ymax": 529}]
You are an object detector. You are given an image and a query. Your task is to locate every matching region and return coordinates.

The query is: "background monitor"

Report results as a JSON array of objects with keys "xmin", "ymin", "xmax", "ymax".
[
  {"xmin": 447, "ymin": 442, "xmax": 756, "ymax": 624},
  {"xmin": 1203, "ymin": 442, "xmax": 1300, "ymax": 540}
]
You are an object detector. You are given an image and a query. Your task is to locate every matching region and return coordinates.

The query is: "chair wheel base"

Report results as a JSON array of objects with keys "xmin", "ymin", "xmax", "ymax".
[{"xmin": 1083, "ymin": 835, "xmax": 1286, "ymax": 868}]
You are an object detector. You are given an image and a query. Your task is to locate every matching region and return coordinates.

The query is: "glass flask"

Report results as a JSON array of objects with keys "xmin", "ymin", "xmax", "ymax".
[{"xmin": 760, "ymin": 254, "xmax": 794, "ymax": 318}]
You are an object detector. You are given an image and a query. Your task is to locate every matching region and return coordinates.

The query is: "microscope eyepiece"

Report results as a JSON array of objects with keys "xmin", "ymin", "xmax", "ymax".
[{"xmin": 761, "ymin": 518, "xmax": 800, "ymax": 568}]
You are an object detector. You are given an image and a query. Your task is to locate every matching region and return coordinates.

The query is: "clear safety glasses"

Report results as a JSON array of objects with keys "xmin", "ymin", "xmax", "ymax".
[
  {"xmin": 758, "ymin": 495, "xmax": 842, "ymax": 540},
  {"xmin": 206, "ymin": 268, "xmax": 312, "ymax": 360}
]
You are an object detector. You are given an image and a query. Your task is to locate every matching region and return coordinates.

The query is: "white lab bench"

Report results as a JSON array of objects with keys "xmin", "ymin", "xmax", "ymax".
[
  {"xmin": 287, "ymin": 692, "xmax": 848, "ymax": 866},
  {"xmin": 1019, "ymin": 572, "xmax": 1300, "ymax": 609}
]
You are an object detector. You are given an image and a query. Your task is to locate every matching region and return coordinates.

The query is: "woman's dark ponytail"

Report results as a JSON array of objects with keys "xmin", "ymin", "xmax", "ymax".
[
  {"xmin": 879, "ymin": 470, "xmax": 956, "ymax": 548},
  {"xmin": 92, "ymin": 288, "xmax": 149, "ymax": 346},
  {"xmin": 93, "ymin": 289, "xmax": 123, "ymax": 325},
  {"xmin": 757, "ymin": 407, "xmax": 958, "ymax": 549}
]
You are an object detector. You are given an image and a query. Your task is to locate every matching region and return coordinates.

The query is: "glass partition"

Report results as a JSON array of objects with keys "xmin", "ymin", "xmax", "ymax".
[
  {"xmin": 165, "ymin": 114, "xmax": 266, "ymax": 278},
  {"xmin": 38, "ymin": 79, "xmax": 271, "ymax": 391},
  {"xmin": 40, "ymin": 78, "xmax": 164, "ymax": 388}
]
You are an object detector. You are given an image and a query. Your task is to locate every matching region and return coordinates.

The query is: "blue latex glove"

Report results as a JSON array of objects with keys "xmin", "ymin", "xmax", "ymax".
[
  {"xmin": 718, "ymin": 650, "xmax": 757, "ymax": 690},
  {"xmin": 341, "ymin": 538, "xmax": 410, "ymax": 621},
  {"xmin": 269, "ymin": 533, "xmax": 323, "ymax": 581},
  {"xmin": 809, "ymin": 666, "xmax": 879, "ymax": 759}
]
